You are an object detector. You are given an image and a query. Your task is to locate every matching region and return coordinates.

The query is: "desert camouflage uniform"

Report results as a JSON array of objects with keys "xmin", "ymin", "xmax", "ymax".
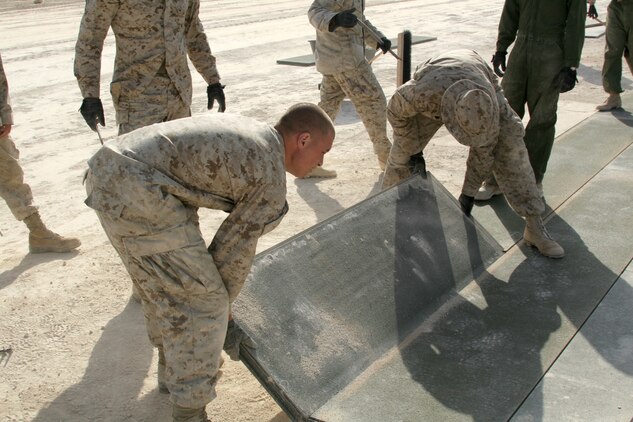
[
  {"xmin": 308, "ymin": 0, "xmax": 392, "ymax": 158},
  {"xmin": 84, "ymin": 114, "xmax": 288, "ymax": 408},
  {"xmin": 383, "ymin": 49, "xmax": 543, "ymax": 217},
  {"xmin": 0, "ymin": 53, "xmax": 38, "ymax": 221},
  {"xmin": 497, "ymin": 0, "xmax": 586, "ymax": 183},
  {"xmin": 74, "ymin": 0, "xmax": 221, "ymax": 135}
]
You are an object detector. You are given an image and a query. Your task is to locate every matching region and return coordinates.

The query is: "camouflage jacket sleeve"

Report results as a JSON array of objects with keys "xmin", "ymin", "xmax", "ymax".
[
  {"xmin": 496, "ymin": 0, "xmax": 520, "ymax": 52},
  {"xmin": 0, "ymin": 53, "xmax": 13, "ymax": 125},
  {"xmin": 185, "ymin": 0, "xmax": 220, "ymax": 85},
  {"xmin": 209, "ymin": 188, "xmax": 287, "ymax": 303},
  {"xmin": 382, "ymin": 86, "xmax": 442, "ymax": 189},
  {"xmin": 463, "ymin": 145, "xmax": 496, "ymax": 197},
  {"xmin": 308, "ymin": 0, "xmax": 338, "ymax": 33},
  {"xmin": 74, "ymin": 0, "xmax": 119, "ymax": 98},
  {"xmin": 563, "ymin": 0, "xmax": 586, "ymax": 67},
  {"xmin": 308, "ymin": 0, "xmax": 375, "ymax": 74}
]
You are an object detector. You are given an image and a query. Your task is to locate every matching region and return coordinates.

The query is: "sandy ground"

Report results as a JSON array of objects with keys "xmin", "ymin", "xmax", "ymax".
[{"xmin": 0, "ymin": 0, "xmax": 630, "ymax": 421}]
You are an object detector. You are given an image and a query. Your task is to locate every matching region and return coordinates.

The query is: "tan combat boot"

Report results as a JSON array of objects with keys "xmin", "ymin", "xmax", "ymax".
[
  {"xmin": 301, "ymin": 166, "xmax": 337, "ymax": 178},
  {"xmin": 523, "ymin": 216, "xmax": 565, "ymax": 258},
  {"xmin": 25, "ymin": 212, "xmax": 81, "ymax": 253},
  {"xmin": 474, "ymin": 181, "xmax": 502, "ymax": 201},
  {"xmin": 172, "ymin": 404, "xmax": 209, "ymax": 422},
  {"xmin": 596, "ymin": 93, "xmax": 622, "ymax": 111}
]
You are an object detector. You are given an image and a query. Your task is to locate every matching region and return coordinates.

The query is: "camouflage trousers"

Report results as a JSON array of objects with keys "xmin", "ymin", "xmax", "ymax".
[
  {"xmin": 85, "ymin": 172, "xmax": 229, "ymax": 409},
  {"xmin": 319, "ymin": 61, "xmax": 392, "ymax": 156},
  {"xmin": 0, "ymin": 135, "xmax": 37, "ymax": 221},
  {"xmin": 114, "ymin": 74, "xmax": 190, "ymax": 135}
]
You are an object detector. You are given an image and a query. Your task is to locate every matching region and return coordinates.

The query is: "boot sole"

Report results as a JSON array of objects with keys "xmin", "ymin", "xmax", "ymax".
[
  {"xmin": 474, "ymin": 190, "xmax": 502, "ymax": 201},
  {"xmin": 524, "ymin": 240, "xmax": 565, "ymax": 259},
  {"xmin": 29, "ymin": 246, "xmax": 79, "ymax": 254},
  {"xmin": 596, "ymin": 106, "xmax": 622, "ymax": 112}
]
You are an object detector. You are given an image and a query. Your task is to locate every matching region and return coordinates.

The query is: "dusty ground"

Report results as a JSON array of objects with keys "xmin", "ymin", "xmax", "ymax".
[{"xmin": 0, "ymin": 0, "xmax": 629, "ymax": 421}]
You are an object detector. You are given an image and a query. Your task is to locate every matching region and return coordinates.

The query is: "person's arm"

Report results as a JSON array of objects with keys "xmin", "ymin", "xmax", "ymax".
[
  {"xmin": 383, "ymin": 90, "xmax": 440, "ymax": 189},
  {"xmin": 73, "ymin": 0, "xmax": 118, "ymax": 99},
  {"xmin": 563, "ymin": 0, "xmax": 587, "ymax": 68},
  {"xmin": 185, "ymin": 0, "xmax": 220, "ymax": 86},
  {"xmin": 209, "ymin": 187, "xmax": 287, "ymax": 303},
  {"xmin": 0, "ymin": 53, "xmax": 14, "ymax": 128},
  {"xmin": 496, "ymin": 0, "xmax": 520, "ymax": 53},
  {"xmin": 463, "ymin": 145, "xmax": 496, "ymax": 197},
  {"xmin": 308, "ymin": 0, "xmax": 338, "ymax": 32}
]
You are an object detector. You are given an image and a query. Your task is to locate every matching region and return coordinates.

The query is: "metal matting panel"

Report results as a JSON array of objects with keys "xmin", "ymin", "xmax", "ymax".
[
  {"xmin": 512, "ymin": 264, "xmax": 633, "ymax": 420},
  {"xmin": 232, "ymin": 173, "xmax": 503, "ymax": 420},
  {"xmin": 276, "ymin": 35, "xmax": 437, "ymax": 66},
  {"xmin": 313, "ymin": 140, "xmax": 633, "ymax": 421},
  {"xmin": 472, "ymin": 92, "xmax": 633, "ymax": 251}
]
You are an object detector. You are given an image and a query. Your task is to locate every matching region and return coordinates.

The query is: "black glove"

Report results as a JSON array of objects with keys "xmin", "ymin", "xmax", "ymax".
[
  {"xmin": 378, "ymin": 37, "xmax": 391, "ymax": 54},
  {"xmin": 79, "ymin": 97, "xmax": 105, "ymax": 131},
  {"xmin": 557, "ymin": 67, "xmax": 577, "ymax": 93},
  {"xmin": 588, "ymin": 4, "xmax": 598, "ymax": 19},
  {"xmin": 491, "ymin": 51, "xmax": 507, "ymax": 77},
  {"xmin": 223, "ymin": 319, "xmax": 255, "ymax": 361},
  {"xmin": 207, "ymin": 83, "xmax": 226, "ymax": 112},
  {"xmin": 458, "ymin": 194, "xmax": 475, "ymax": 216},
  {"xmin": 329, "ymin": 8, "xmax": 358, "ymax": 31},
  {"xmin": 409, "ymin": 152, "xmax": 427, "ymax": 177}
]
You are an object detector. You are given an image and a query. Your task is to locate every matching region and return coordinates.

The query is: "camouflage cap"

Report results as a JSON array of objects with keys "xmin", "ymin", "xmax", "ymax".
[{"xmin": 441, "ymin": 80, "xmax": 499, "ymax": 147}]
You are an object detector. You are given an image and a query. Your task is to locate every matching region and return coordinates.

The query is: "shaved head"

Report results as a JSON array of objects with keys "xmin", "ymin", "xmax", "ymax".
[
  {"xmin": 275, "ymin": 102, "xmax": 335, "ymax": 140},
  {"xmin": 276, "ymin": 103, "xmax": 336, "ymax": 178}
]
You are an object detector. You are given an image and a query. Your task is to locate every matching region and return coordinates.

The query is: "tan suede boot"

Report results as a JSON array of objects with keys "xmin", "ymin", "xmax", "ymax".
[
  {"xmin": 596, "ymin": 93, "xmax": 622, "ymax": 111},
  {"xmin": 172, "ymin": 404, "xmax": 209, "ymax": 422},
  {"xmin": 157, "ymin": 347, "xmax": 169, "ymax": 394},
  {"xmin": 523, "ymin": 216, "xmax": 565, "ymax": 258},
  {"xmin": 25, "ymin": 212, "xmax": 81, "ymax": 253}
]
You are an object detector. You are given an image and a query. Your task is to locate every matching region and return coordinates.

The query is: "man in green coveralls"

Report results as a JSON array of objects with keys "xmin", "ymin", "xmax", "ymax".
[
  {"xmin": 476, "ymin": 0, "xmax": 586, "ymax": 201},
  {"xmin": 588, "ymin": 0, "xmax": 633, "ymax": 111}
]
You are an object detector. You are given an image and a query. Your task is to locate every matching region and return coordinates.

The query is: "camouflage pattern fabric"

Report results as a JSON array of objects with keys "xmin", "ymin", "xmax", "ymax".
[
  {"xmin": 0, "ymin": 135, "xmax": 38, "ymax": 221},
  {"xmin": 84, "ymin": 113, "xmax": 288, "ymax": 408},
  {"xmin": 308, "ymin": 1, "xmax": 391, "ymax": 159},
  {"xmin": 383, "ymin": 49, "xmax": 544, "ymax": 217},
  {"xmin": 602, "ymin": 0, "xmax": 633, "ymax": 94},
  {"xmin": 319, "ymin": 61, "xmax": 392, "ymax": 157},
  {"xmin": 74, "ymin": 0, "xmax": 220, "ymax": 127},
  {"xmin": 308, "ymin": 0, "xmax": 385, "ymax": 75},
  {"xmin": 116, "ymin": 73, "xmax": 190, "ymax": 135},
  {"xmin": 0, "ymin": 53, "xmax": 37, "ymax": 221},
  {"xmin": 496, "ymin": 0, "xmax": 586, "ymax": 183},
  {"xmin": 0, "ymin": 53, "xmax": 12, "ymax": 126}
]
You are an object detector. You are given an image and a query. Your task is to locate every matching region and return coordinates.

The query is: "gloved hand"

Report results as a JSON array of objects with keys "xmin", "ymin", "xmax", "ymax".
[
  {"xmin": 223, "ymin": 319, "xmax": 256, "ymax": 361},
  {"xmin": 458, "ymin": 193, "xmax": 475, "ymax": 216},
  {"xmin": 557, "ymin": 67, "xmax": 577, "ymax": 93},
  {"xmin": 378, "ymin": 37, "xmax": 391, "ymax": 54},
  {"xmin": 79, "ymin": 97, "xmax": 105, "ymax": 131},
  {"xmin": 207, "ymin": 83, "xmax": 226, "ymax": 112},
  {"xmin": 329, "ymin": 8, "xmax": 358, "ymax": 31},
  {"xmin": 408, "ymin": 152, "xmax": 427, "ymax": 177},
  {"xmin": 491, "ymin": 51, "xmax": 507, "ymax": 77},
  {"xmin": 588, "ymin": 4, "xmax": 598, "ymax": 19}
]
